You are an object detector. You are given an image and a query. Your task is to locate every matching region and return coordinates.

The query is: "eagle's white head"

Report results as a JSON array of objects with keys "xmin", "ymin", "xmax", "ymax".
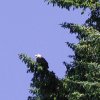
[{"xmin": 35, "ymin": 54, "xmax": 42, "ymax": 58}]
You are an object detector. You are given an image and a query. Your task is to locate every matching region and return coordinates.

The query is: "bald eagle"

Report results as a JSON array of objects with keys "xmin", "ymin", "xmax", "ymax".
[{"xmin": 35, "ymin": 54, "xmax": 49, "ymax": 69}]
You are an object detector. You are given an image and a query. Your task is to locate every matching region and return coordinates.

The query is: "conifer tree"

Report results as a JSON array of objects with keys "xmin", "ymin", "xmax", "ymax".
[
  {"xmin": 61, "ymin": 23, "xmax": 100, "ymax": 100},
  {"xmin": 19, "ymin": 0, "xmax": 100, "ymax": 100}
]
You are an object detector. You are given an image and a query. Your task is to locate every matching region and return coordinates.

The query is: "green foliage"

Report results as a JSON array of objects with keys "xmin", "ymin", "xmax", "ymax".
[
  {"xmin": 61, "ymin": 23, "xmax": 100, "ymax": 99},
  {"xmin": 85, "ymin": 6, "xmax": 100, "ymax": 31},
  {"xmin": 45, "ymin": 0, "xmax": 100, "ymax": 31},
  {"xmin": 45, "ymin": 0, "xmax": 100, "ymax": 10},
  {"xmin": 19, "ymin": 54, "xmax": 65, "ymax": 100},
  {"xmin": 19, "ymin": 0, "xmax": 100, "ymax": 100}
]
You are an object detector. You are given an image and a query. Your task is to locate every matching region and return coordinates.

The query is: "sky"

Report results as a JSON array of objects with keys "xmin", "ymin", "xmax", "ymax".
[{"xmin": 0, "ymin": 0, "xmax": 89, "ymax": 100}]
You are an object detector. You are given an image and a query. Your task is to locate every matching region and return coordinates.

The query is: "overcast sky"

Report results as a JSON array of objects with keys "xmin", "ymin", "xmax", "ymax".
[{"xmin": 0, "ymin": 0, "xmax": 89, "ymax": 100}]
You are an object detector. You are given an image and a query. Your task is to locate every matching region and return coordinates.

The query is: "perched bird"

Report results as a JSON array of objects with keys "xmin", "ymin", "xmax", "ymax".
[{"xmin": 35, "ymin": 54, "xmax": 49, "ymax": 69}]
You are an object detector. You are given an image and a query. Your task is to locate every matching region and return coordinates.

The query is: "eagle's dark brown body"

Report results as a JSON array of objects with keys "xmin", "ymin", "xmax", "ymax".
[{"xmin": 35, "ymin": 54, "xmax": 49, "ymax": 69}]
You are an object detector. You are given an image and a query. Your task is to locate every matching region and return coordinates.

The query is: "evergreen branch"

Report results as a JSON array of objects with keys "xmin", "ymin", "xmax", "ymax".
[
  {"xmin": 19, "ymin": 53, "xmax": 64, "ymax": 99},
  {"xmin": 18, "ymin": 53, "xmax": 35, "ymax": 73},
  {"xmin": 45, "ymin": 0, "xmax": 100, "ymax": 10},
  {"xmin": 61, "ymin": 22, "xmax": 100, "ymax": 40}
]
